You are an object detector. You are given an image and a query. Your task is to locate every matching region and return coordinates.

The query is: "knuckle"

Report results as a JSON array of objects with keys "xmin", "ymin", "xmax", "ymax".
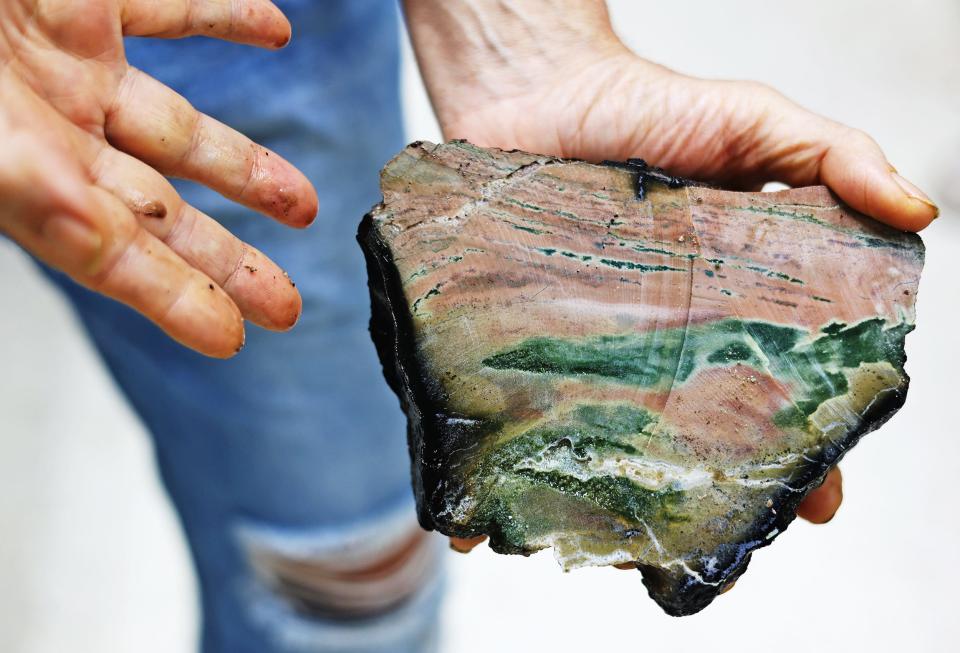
[
  {"xmin": 846, "ymin": 127, "xmax": 880, "ymax": 151},
  {"xmin": 238, "ymin": 141, "xmax": 264, "ymax": 200},
  {"xmin": 220, "ymin": 241, "xmax": 251, "ymax": 290},
  {"xmin": 106, "ymin": 66, "xmax": 139, "ymax": 129},
  {"xmin": 738, "ymin": 80, "xmax": 781, "ymax": 104},
  {"xmin": 162, "ymin": 200, "xmax": 198, "ymax": 252},
  {"xmin": 176, "ymin": 109, "xmax": 206, "ymax": 169}
]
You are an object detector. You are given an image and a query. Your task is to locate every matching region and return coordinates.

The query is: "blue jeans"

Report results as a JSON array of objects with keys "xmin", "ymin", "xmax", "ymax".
[{"xmin": 45, "ymin": 1, "xmax": 444, "ymax": 651}]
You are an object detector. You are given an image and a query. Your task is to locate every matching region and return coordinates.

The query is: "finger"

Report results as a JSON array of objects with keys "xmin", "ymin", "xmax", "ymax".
[
  {"xmin": 1, "ymin": 136, "xmax": 245, "ymax": 358},
  {"xmin": 755, "ymin": 90, "xmax": 938, "ymax": 231},
  {"xmin": 80, "ymin": 193, "xmax": 246, "ymax": 359},
  {"xmin": 90, "ymin": 145, "xmax": 302, "ymax": 330},
  {"xmin": 28, "ymin": 192, "xmax": 245, "ymax": 359},
  {"xmin": 797, "ymin": 467, "xmax": 843, "ymax": 524},
  {"xmin": 814, "ymin": 126, "xmax": 938, "ymax": 231},
  {"xmin": 121, "ymin": 0, "xmax": 292, "ymax": 48},
  {"xmin": 449, "ymin": 536, "xmax": 487, "ymax": 553},
  {"xmin": 105, "ymin": 67, "xmax": 319, "ymax": 227}
]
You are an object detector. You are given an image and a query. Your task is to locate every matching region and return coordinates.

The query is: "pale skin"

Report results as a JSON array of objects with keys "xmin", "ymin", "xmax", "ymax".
[
  {"xmin": 0, "ymin": 0, "xmax": 935, "ymax": 572},
  {"xmin": 0, "ymin": 0, "xmax": 317, "ymax": 358}
]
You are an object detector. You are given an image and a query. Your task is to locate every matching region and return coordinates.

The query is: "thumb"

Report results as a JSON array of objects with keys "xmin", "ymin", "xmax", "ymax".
[
  {"xmin": 816, "ymin": 124, "xmax": 938, "ymax": 231},
  {"xmin": 764, "ymin": 101, "xmax": 940, "ymax": 232}
]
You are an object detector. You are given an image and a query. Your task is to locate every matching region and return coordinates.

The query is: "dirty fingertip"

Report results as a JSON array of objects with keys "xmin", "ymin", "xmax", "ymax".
[
  {"xmin": 227, "ymin": 329, "xmax": 246, "ymax": 358},
  {"xmin": 890, "ymin": 172, "xmax": 939, "ymax": 230},
  {"xmin": 270, "ymin": 15, "xmax": 292, "ymax": 49},
  {"xmin": 868, "ymin": 169, "xmax": 938, "ymax": 232},
  {"xmin": 821, "ymin": 143, "xmax": 938, "ymax": 232},
  {"xmin": 254, "ymin": 0, "xmax": 292, "ymax": 49},
  {"xmin": 208, "ymin": 306, "xmax": 246, "ymax": 359},
  {"xmin": 275, "ymin": 285, "xmax": 302, "ymax": 331},
  {"xmin": 449, "ymin": 536, "xmax": 487, "ymax": 553},
  {"xmin": 182, "ymin": 280, "xmax": 245, "ymax": 359},
  {"xmin": 255, "ymin": 152, "xmax": 319, "ymax": 228},
  {"xmin": 227, "ymin": 254, "xmax": 302, "ymax": 332},
  {"xmin": 288, "ymin": 178, "xmax": 320, "ymax": 228},
  {"xmin": 188, "ymin": 304, "xmax": 245, "ymax": 359}
]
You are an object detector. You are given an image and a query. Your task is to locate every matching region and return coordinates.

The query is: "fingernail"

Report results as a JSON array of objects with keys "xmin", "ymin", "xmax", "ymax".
[
  {"xmin": 892, "ymin": 173, "xmax": 940, "ymax": 218},
  {"xmin": 42, "ymin": 214, "xmax": 103, "ymax": 271}
]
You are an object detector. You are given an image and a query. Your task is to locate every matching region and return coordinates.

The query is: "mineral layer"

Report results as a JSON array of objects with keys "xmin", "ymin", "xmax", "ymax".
[{"xmin": 358, "ymin": 140, "xmax": 925, "ymax": 615}]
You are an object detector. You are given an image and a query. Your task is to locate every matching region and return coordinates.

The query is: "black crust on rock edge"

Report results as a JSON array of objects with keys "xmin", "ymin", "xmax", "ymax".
[
  {"xmin": 359, "ymin": 200, "xmax": 912, "ymax": 616},
  {"xmin": 360, "ymin": 210, "xmax": 493, "ymax": 535},
  {"xmin": 644, "ymin": 381, "xmax": 908, "ymax": 616},
  {"xmin": 357, "ymin": 144, "xmax": 918, "ymax": 616}
]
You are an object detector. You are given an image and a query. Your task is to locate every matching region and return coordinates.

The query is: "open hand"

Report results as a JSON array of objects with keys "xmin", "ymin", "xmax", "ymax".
[{"xmin": 0, "ymin": 0, "xmax": 318, "ymax": 358}]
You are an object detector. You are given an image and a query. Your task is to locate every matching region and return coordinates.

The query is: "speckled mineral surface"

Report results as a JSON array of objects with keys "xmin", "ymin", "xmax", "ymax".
[{"xmin": 358, "ymin": 141, "xmax": 924, "ymax": 615}]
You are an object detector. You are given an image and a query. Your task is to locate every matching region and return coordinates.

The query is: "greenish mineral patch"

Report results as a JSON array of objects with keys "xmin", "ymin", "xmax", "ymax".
[
  {"xmin": 467, "ymin": 403, "xmax": 686, "ymax": 545},
  {"xmin": 412, "ymin": 283, "xmax": 443, "ymax": 313},
  {"xmin": 484, "ymin": 317, "xmax": 912, "ymax": 429},
  {"xmin": 360, "ymin": 140, "xmax": 924, "ymax": 618},
  {"xmin": 598, "ymin": 258, "xmax": 684, "ymax": 273},
  {"xmin": 734, "ymin": 205, "xmax": 913, "ymax": 251}
]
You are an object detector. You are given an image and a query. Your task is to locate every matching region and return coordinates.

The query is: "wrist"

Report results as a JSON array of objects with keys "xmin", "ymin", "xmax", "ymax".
[{"xmin": 403, "ymin": 0, "xmax": 631, "ymax": 132}]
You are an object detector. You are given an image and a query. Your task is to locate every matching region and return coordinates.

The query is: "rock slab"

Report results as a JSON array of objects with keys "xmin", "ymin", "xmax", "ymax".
[{"xmin": 358, "ymin": 140, "xmax": 925, "ymax": 615}]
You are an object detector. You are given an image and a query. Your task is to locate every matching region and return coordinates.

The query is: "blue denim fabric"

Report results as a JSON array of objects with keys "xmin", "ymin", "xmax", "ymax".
[{"xmin": 44, "ymin": 1, "xmax": 443, "ymax": 651}]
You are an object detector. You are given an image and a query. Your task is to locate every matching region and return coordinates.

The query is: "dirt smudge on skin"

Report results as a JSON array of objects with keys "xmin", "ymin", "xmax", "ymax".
[
  {"xmin": 272, "ymin": 187, "xmax": 299, "ymax": 219},
  {"xmin": 133, "ymin": 200, "xmax": 167, "ymax": 219}
]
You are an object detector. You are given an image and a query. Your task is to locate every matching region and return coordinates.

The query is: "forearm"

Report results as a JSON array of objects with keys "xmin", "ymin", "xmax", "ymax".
[{"xmin": 402, "ymin": 0, "xmax": 628, "ymax": 128}]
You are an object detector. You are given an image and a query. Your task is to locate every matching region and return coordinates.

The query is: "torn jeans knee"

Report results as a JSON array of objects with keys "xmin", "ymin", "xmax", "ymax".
[
  {"xmin": 247, "ymin": 525, "xmax": 436, "ymax": 619},
  {"xmin": 237, "ymin": 504, "xmax": 444, "ymax": 627}
]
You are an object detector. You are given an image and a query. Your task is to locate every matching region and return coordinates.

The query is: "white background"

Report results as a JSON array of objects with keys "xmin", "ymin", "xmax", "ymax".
[{"xmin": 1, "ymin": 1, "xmax": 958, "ymax": 651}]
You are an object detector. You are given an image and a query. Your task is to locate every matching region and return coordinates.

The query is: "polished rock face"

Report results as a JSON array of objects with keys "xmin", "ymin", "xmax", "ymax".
[{"xmin": 358, "ymin": 141, "xmax": 924, "ymax": 615}]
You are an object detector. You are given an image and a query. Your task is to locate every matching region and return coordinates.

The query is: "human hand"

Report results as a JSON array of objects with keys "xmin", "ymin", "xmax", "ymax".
[
  {"xmin": 407, "ymin": 1, "xmax": 938, "ymax": 233},
  {"xmin": 0, "ymin": 0, "xmax": 319, "ymax": 358},
  {"xmin": 405, "ymin": 0, "xmax": 904, "ymax": 540}
]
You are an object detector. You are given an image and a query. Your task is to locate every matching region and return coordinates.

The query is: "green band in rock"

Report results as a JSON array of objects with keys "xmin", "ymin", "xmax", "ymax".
[
  {"xmin": 483, "ymin": 317, "xmax": 913, "ymax": 429},
  {"xmin": 358, "ymin": 141, "xmax": 924, "ymax": 616}
]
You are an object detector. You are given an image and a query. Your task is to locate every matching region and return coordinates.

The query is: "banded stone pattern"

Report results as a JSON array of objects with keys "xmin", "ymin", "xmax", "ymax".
[{"xmin": 358, "ymin": 141, "xmax": 924, "ymax": 615}]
